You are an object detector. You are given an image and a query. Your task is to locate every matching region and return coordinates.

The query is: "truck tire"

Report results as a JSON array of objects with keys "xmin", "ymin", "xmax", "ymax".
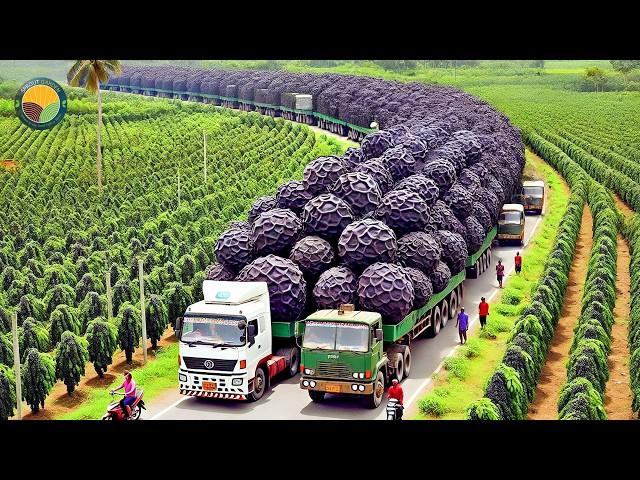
[
  {"xmin": 449, "ymin": 290, "xmax": 458, "ymax": 321},
  {"xmin": 487, "ymin": 248, "xmax": 492, "ymax": 266},
  {"xmin": 309, "ymin": 390, "xmax": 325, "ymax": 403},
  {"xmin": 288, "ymin": 348, "xmax": 300, "ymax": 378},
  {"xmin": 365, "ymin": 371, "xmax": 385, "ymax": 409},
  {"xmin": 394, "ymin": 356, "xmax": 404, "ymax": 382},
  {"xmin": 440, "ymin": 299, "xmax": 449, "ymax": 327},
  {"xmin": 403, "ymin": 348, "xmax": 411, "ymax": 378},
  {"xmin": 248, "ymin": 367, "xmax": 267, "ymax": 402},
  {"xmin": 427, "ymin": 305, "xmax": 441, "ymax": 338}
]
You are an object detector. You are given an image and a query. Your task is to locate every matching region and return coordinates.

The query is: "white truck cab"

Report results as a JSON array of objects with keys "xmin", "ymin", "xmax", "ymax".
[{"xmin": 176, "ymin": 281, "xmax": 299, "ymax": 402}]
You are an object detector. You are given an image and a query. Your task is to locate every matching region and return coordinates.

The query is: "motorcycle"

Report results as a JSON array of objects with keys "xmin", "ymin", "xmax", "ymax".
[
  {"xmin": 386, "ymin": 398, "xmax": 403, "ymax": 421},
  {"xmin": 102, "ymin": 389, "xmax": 146, "ymax": 420}
]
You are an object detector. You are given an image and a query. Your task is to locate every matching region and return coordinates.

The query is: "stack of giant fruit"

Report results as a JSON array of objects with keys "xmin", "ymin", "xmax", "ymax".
[{"xmin": 205, "ymin": 122, "xmax": 524, "ymax": 325}]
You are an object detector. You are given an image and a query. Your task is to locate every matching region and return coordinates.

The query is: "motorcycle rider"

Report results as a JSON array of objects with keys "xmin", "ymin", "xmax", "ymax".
[
  {"xmin": 112, "ymin": 370, "xmax": 137, "ymax": 418},
  {"xmin": 388, "ymin": 378, "xmax": 404, "ymax": 420}
]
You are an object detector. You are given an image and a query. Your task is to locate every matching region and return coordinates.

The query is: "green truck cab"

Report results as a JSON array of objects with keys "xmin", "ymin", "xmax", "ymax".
[{"xmin": 299, "ymin": 227, "xmax": 497, "ymax": 409}]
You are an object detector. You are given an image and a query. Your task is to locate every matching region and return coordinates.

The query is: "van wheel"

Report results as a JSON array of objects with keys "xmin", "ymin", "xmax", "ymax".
[
  {"xmin": 440, "ymin": 299, "xmax": 449, "ymax": 328},
  {"xmin": 248, "ymin": 368, "xmax": 267, "ymax": 402},
  {"xmin": 365, "ymin": 371, "xmax": 385, "ymax": 409},
  {"xmin": 428, "ymin": 306, "xmax": 441, "ymax": 337},
  {"xmin": 309, "ymin": 390, "xmax": 325, "ymax": 403},
  {"xmin": 403, "ymin": 348, "xmax": 411, "ymax": 378}
]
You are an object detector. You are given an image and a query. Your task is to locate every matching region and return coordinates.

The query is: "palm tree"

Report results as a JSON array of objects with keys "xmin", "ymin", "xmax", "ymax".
[{"xmin": 67, "ymin": 60, "xmax": 122, "ymax": 193}]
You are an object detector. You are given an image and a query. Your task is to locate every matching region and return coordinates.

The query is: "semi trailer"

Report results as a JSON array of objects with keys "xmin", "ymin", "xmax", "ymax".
[
  {"xmin": 175, "ymin": 280, "xmax": 299, "ymax": 402},
  {"xmin": 298, "ymin": 226, "xmax": 497, "ymax": 408}
]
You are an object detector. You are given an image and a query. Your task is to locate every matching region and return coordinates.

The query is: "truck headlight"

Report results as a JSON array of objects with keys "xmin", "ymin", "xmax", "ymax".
[
  {"xmin": 358, "ymin": 385, "xmax": 365, "ymax": 392},
  {"xmin": 179, "ymin": 373, "xmax": 187, "ymax": 382},
  {"xmin": 303, "ymin": 380, "xmax": 309, "ymax": 387},
  {"xmin": 359, "ymin": 373, "xmax": 365, "ymax": 379},
  {"xmin": 353, "ymin": 372, "xmax": 359, "ymax": 379},
  {"xmin": 232, "ymin": 378, "xmax": 242, "ymax": 386},
  {"xmin": 309, "ymin": 381, "xmax": 316, "ymax": 388},
  {"xmin": 304, "ymin": 368, "xmax": 314, "ymax": 375},
  {"xmin": 351, "ymin": 384, "xmax": 358, "ymax": 391}
]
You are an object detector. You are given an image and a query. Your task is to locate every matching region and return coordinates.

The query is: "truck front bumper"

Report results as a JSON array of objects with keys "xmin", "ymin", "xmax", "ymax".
[
  {"xmin": 498, "ymin": 234, "xmax": 523, "ymax": 240},
  {"xmin": 300, "ymin": 377, "xmax": 374, "ymax": 395},
  {"xmin": 179, "ymin": 368, "xmax": 249, "ymax": 400}
]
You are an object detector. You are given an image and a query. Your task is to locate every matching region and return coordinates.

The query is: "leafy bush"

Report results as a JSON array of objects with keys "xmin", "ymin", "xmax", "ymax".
[
  {"xmin": 86, "ymin": 319, "xmax": 118, "ymax": 377},
  {"xmin": 54, "ymin": 331, "xmax": 89, "ymax": 394},
  {"xmin": 21, "ymin": 348, "xmax": 56, "ymax": 413}
]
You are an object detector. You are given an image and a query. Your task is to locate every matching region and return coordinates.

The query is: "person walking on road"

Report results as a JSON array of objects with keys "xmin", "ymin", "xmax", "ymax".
[
  {"xmin": 388, "ymin": 378, "xmax": 404, "ymax": 420},
  {"xmin": 515, "ymin": 252, "xmax": 522, "ymax": 274},
  {"xmin": 479, "ymin": 297, "xmax": 489, "ymax": 329},
  {"xmin": 456, "ymin": 307, "xmax": 469, "ymax": 344},
  {"xmin": 496, "ymin": 260, "xmax": 505, "ymax": 288}
]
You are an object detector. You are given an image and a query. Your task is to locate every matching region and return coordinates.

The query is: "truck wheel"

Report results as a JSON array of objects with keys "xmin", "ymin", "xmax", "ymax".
[
  {"xmin": 309, "ymin": 390, "xmax": 325, "ymax": 403},
  {"xmin": 487, "ymin": 248, "xmax": 492, "ymax": 266},
  {"xmin": 440, "ymin": 299, "xmax": 449, "ymax": 327},
  {"xmin": 428, "ymin": 305, "xmax": 442, "ymax": 338},
  {"xmin": 288, "ymin": 348, "xmax": 300, "ymax": 378},
  {"xmin": 365, "ymin": 371, "xmax": 385, "ymax": 409},
  {"xmin": 248, "ymin": 368, "xmax": 267, "ymax": 402},
  {"xmin": 403, "ymin": 348, "xmax": 411, "ymax": 378},
  {"xmin": 394, "ymin": 356, "xmax": 404, "ymax": 382},
  {"xmin": 449, "ymin": 291, "xmax": 458, "ymax": 322}
]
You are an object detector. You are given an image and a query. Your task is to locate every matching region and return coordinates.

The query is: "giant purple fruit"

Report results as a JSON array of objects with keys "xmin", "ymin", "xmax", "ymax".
[
  {"xmin": 248, "ymin": 196, "xmax": 276, "ymax": 224},
  {"xmin": 457, "ymin": 169, "xmax": 481, "ymax": 194},
  {"xmin": 474, "ymin": 187, "xmax": 501, "ymax": 222},
  {"xmin": 312, "ymin": 266, "xmax": 358, "ymax": 309},
  {"xmin": 401, "ymin": 134, "xmax": 428, "ymax": 163},
  {"xmin": 252, "ymin": 208, "xmax": 302, "ymax": 256},
  {"xmin": 303, "ymin": 156, "xmax": 348, "ymax": 195},
  {"xmin": 204, "ymin": 263, "xmax": 235, "ymax": 281},
  {"xmin": 375, "ymin": 189, "xmax": 430, "ymax": 236},
  {"xmin": 341, "ymin": 147, "xmax": 366, "ymax": 169},
  {"xmin": 330, "ymin": 172, "xmax": 382, "ymax": 217},
  {"xmin": 289, "ymin": 236, "xmax": 335, "ymax": 277},
  {"xmin": 443, "ymin": 183, "xmax": 474, "ymax": 220},
  {"xmin": 422, "ymin": 158, "xmax": 457, "ymax": 192},
  {"xmin": 215, "ymin": 227, "xmax": 254, "ymax": 271},
  {"xmin": 236, "ymin": 255, "xmax": 306, "ymax": 322},
  {"xmin": 229, "ymin": 220, "xmax": 251, "ymax": 231},
  {"xmin": 449, "ymin": 130, "xmax": 483, "ymax": 164},
  {"xmin": 463, "ymin": 216, "xmax": 485, "ymax": 253},
  {"xmin": 431, "ymin": 200, "xmax": 466, "ymax": 236},
  {"xmin": 437, "ymin": 230, "xmax": 468, "ymax": 274},
  {"xmin": 381, "ymin": 146, "xmax": 417, "ymax": 181},
  {"xmin": 361, "ymin": 131, "xmax": 393, "ymax": 159},
  {"xmin": 354, "ymin": 160, "xmax": 394, "ymax": 194},
  {"xmin": 302, "ymin": 193, "xmax": 354, "ymax": 240},
  {"xmin": 432, "ymin": 144, "xmax": 466, "ymax": 174},
  {"xmin": 395, "ymin": 174, "xmax": 440, "ymax": 203},
  {"xmin": 430, "ymin": 261, "xmax": 451, "ymax": 294},
  {"xmin": 404, "ymin": 267, "xmax": 433, "ymax": 308},
  {"xmin": 276, "ymin": 180, "xmax": 313, "ymax": 212},
  {"xmin": 397, "ymin": 231, "xmax": 442, "ymax": 274},
  {"xmin": 357, "ymin": 262, "xmax": 414, "ymax": 324},
  {"xmin": 338, "ymin": 219, "xmax": 397, "ymax": 272},
  {"xmin": 472, "ymin": 203, "xmax": 492, "ymax": 233}
]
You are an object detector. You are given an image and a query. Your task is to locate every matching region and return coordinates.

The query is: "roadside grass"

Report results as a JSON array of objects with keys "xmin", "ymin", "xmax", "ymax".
[
  {"xmin": 414, "ymin": 149, "xmax": 569, "ymax": 419},
  {"xmin": 58, "ymin": 343, "xmax": 179, "ymax": 420}
]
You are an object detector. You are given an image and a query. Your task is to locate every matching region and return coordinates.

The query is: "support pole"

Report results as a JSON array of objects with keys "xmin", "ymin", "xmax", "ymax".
[
  {"xmin": 106, "ymin": 271, "xmax": 113, "ymax": 320},
  {"xmin": 138, "ymin": 259, "xmax": 147, "ymax": 364},
  {"xmin": 11, "ymin": 312, "xmax": 22, "ymax": 420}
]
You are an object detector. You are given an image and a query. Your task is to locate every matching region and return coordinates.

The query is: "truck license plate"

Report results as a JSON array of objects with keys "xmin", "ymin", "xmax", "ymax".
[
  {"xmin": 202, "ymin": 381, "xmax": 217, "ymax": 391},
  {"xmin": 325, "ymin": 384, "xmax": 341, "ymax": 393}
]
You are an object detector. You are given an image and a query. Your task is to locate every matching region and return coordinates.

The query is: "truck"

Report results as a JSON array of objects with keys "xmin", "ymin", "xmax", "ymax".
[
  {"xmin": 497, "ymin": 203, "xmax": 525, "ymax": 246},
  {"xmin": 174, "ymin": 280, "xmax": 300, "ymax": 402},
  {"xmin": 298, "ymin": 226, "xmax": 497, "ymax": 408},
  {"xmin": 522, "ymin": 180, "xmax": 545, "ymax": 214}
]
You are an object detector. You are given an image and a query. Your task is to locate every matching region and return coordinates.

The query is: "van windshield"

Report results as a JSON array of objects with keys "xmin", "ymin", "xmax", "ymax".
[
  {"xmin": 181, "ymin": 315, "xmax": 246, "ymax": 347},
  {"xmin": 523, "ymin": 186, "xmax": 544, "ymax": 198},
  {"xmin": 499, "ymin": 211, "xmax": 522, "ymax": 224},
  {"xmin": 303, "ymin": 321, "xmax": 369, "ymax": 353}
]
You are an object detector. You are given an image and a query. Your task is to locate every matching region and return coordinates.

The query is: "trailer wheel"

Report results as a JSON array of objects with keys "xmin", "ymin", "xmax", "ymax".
[
  {"xmin": 428, "ymin": 305, "xmax": 442, "ymax": 337},
  {"xmin": 403, "ymin": 348, "xmax": 411, "ymax": 378},
  {"xmin": 440, "ymin": 299, "xmax": 449, "ymax": 328},
  {"xmin": 394, "ymin": 356, "xmax": 404, "ymax": 382},
  {"xmin": 248, "ymin": 367, "xmax": 267, "ymax": 402},
  {"xmin": 449, "ymin": 290, "xmax": 458, "ymax": 322},
  {"xmin": 309, "ymin": 390, "xmax": 325, "ymax": 403},
  {"xmin": 365, "ymin": 371, "xmax": 385, "ymax": 409},
  {"xmin": 487, "ymin": 248, "xmax": 492, "ymax": 266}
]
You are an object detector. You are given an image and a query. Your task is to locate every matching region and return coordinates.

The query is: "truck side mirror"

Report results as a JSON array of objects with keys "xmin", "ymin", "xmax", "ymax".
[
  {"xmin": 375, "ymin": 329, "xmax": 383, "ymax": 342},
  {"xmin": 248, "ymin": 324, "xmax": 257, "ymax": 347},
  {"xmin": 175, "ymin": 317, "xmax": 183, "ymax": 337}
]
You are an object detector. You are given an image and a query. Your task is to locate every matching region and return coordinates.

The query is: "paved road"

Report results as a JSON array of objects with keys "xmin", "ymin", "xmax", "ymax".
[{"xmin": 148, "ymin": 210, "xmax": 543, "ymax": 420}]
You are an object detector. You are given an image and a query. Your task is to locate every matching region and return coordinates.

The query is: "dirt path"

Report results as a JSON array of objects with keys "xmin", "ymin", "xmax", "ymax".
[
  {"xmin": 19, "ymin": 328, "xmax": 177, "ymax": 420},
  {"xmin": 528, "ymin": 205, "xmax": 593, "ymax": 419},
  {"xmin": 604, "ymin": 235, "xmax": 634, "ymax": 419}
]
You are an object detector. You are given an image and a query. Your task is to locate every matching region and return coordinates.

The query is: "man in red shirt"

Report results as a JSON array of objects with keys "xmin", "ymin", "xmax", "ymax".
[
  {"xmin": 388, "ymin": 378, "xmax": 404, "ymax": 419},
  {"xmin": 515, "ymin": 251, "xmax": 522, "ymax": 274},
  {"xmin": 479, "ymin": 297, "xmax": 489, "ymax": 329}
]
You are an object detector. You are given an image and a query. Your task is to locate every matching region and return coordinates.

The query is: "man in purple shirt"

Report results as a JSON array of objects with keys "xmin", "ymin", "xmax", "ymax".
[{"xmin": 456, "ymin": 307, "xmax": 469, "ymax": 345}]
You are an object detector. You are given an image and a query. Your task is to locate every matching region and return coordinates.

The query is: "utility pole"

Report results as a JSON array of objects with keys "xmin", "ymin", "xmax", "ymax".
[
  {"xmin": 203, "ymin": 131, "xmax": 207, "ymax": 186},
  {"xmin": 106, "ymin": 271, "xmax": 113, "ymax": 319},
  {"xmin": 11, "ymin": 312, "xmax": 22, "ymax": 420},
  {"xmin": 138, "ymin": 259, "xmax": 147, "ymax": 364}
]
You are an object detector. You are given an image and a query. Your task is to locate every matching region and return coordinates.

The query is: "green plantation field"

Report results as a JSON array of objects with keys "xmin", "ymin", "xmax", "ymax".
[{"xmin": 0, "ymin": 93, "xmax": 345, "ymax": 416}]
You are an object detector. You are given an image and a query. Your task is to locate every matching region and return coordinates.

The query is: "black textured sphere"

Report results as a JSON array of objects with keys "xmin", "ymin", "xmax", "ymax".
[
  {"xmin": 404, "ymin": 267, "xmax": 433, "ymax": 308},
  {"xmin": 463, "ymin": 216, "xmax": 485, "ymax": 253},
  {"xmin": 248, "ymin": 196, "xmax": 277, "ymax": 224},
  {"xmin": 431, "ymin": 200, "xmax": 466, "ymax": 236},
  {"xmin": 375, "ymin": 189, "xmax": 430, "ymax": 236},
  {"xmin": 229, "ymin": 220, "xmax": 251, "ymax": 231},
  {"xmin": 422, "ymin": 158, "xmax": 457, "ymax": 192},
  {"xmin": 355, "ymin": 160, "xmax": 395, "ymax": 194},
  {"xmin": 276, "ymin": 180, "xmax": 313, "ymax": 212},
  {"xmin": 289, "ymin": 236, "xmax": 335, "ymax": 277},
  {"xmin": 381, "ymin": 146, "xmax": 417, "ymax": 182},
  {"xmin": 401, "ymin": 134, "xmax": 428, "ymax": 162},
  {"xmin": 395, "ymin": 174, "xmax": 440, "ymax": 203},
  {"xmin": 215, "ymin": 227, "xmax": 254, "ymax": 271},
  {"xmin": 361, "ymin": 131, "xmax": 394, "ymax": 159},
  {"xmin": 430, "ymin": 261, "xmax": 452, "ymax": 293},
  {"xmin": 302, "ymin": 193, "xmax": 354, "ymax": 240},
  {"xmin": 303, "ymin": 156, "xmax": 348, "ymax": 195},
  {"xmin": 204, "ymin": 263, "xmax": 235, "ymax": 281},
  {"xmin": 397, "ymin": 231, "xmax": 442, "ymax": 274},
  {"xmin": 472, "ymin": 203, "xmax": 493, "ymax": 233},
  {"xmin": 330, "ymin": 172, "xmax": 382, "ymax": 217},
  {"xmin": 338, "ymin": 219, "xmax": 397, "ymax": 272},
  {"xmin": 252, "ymin": 208, "xmax": 302, "ymax": 256},
  {"xmin": 236, "ymin": 255, "xmax": 307, "ymax": 322},
  {"xmin": 312, "ymin": 266, "xmax": 358, "ymax": 309},
  {"xmin": 341, "ymin": 147, "xmax": 366, "ymax": 169},
  {"xmin": 443, "ymin": 183, "xmax": 475, "ymax": 220},
  {"xmin": 437, "ymin": 230, "xmax": 469, "ymax": 274},
  {"xmin": 357, "ymin": 262, "xmax": 414, "ymax": 324}
]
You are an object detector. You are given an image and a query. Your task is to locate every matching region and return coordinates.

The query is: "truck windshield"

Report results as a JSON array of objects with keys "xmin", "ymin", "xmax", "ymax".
[
  {"xmin": 303, "ymin": 321, "xmax": 369, "ymax": 353},
  {"xmin": 181, "ymin": 315, "xmax": 246, "ymax": 347},
  {"xmin": 523, "ymin": 186, "xmax": 544, "ymax": 198},
  {"xmin": 499, "ymin": 211, "xmax": 522, "ymax": 224}
]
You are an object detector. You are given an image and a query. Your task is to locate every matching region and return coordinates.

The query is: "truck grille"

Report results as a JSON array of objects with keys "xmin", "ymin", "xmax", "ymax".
[
  {"xmin": 183, "ymin": 357, "xmax": 237, "ymax": 372},
  {"xmin": 317, "ymin": 362, "xmax": 352, "ymax": 379}
]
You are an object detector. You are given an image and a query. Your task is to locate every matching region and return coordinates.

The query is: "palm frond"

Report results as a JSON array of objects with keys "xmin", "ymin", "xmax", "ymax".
[
  {"xmin": 103, "ymin": 60, "xmax": 123, "ymax": 76},
  {"xmin": 67, "ymin": 60, "xmax": 91, "ymax": 86}
]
